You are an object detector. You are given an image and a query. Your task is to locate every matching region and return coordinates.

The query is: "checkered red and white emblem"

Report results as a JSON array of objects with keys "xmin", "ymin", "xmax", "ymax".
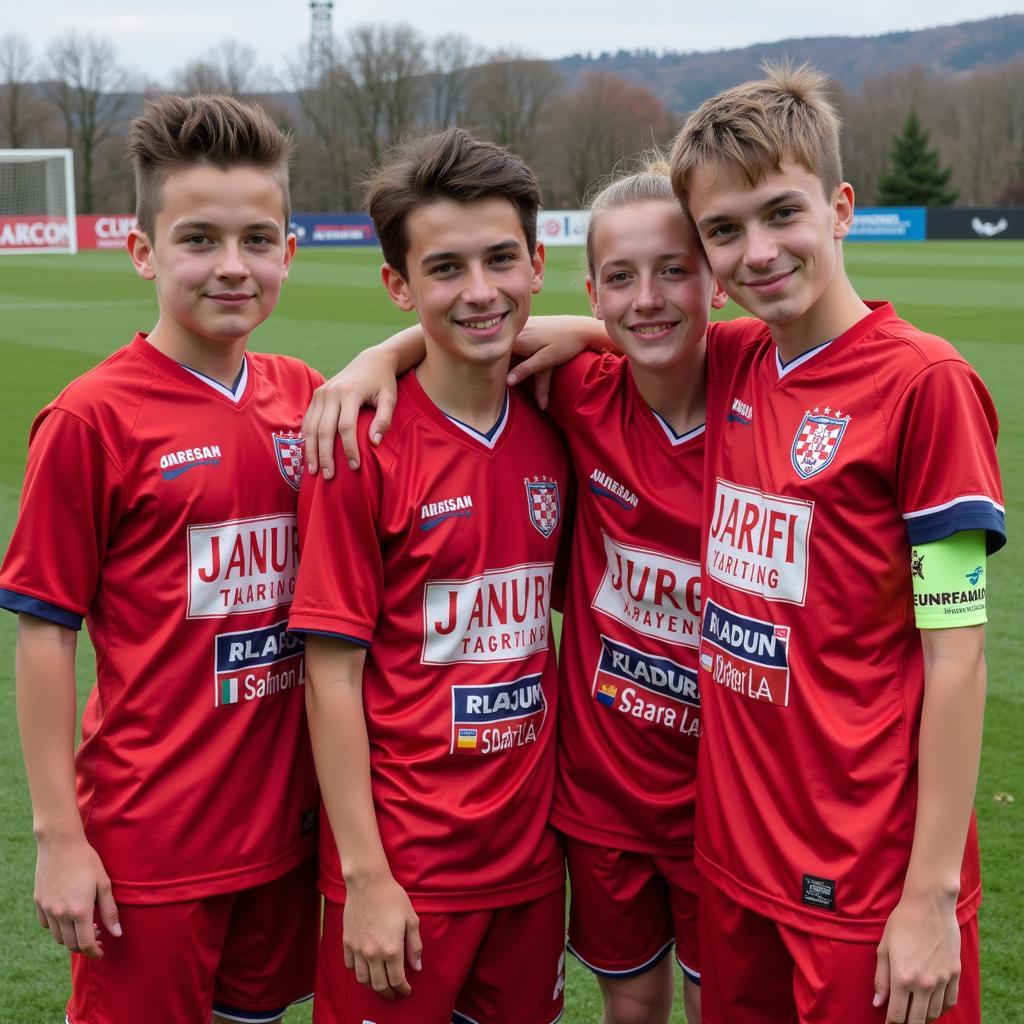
[
  {"xmin": 791, "ymin": 409, "xmax": 849, "ymax": 479},
  {"xmin": 272, "ymin": 432, "xmax": 305, "ymax": 490},
  {"xmin": 525, "ymin": 478, "xmax": 560, "ymax": 538}
]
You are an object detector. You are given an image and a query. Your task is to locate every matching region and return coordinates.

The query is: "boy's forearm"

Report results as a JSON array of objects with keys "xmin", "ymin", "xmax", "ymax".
[
  {"xmin": 372, "ymin": 325, "xmax": 426, "ymax": 374},
  {"xmin": 305, "ymin": 638, "xmax": 391, "ymax": 882},
  {"xmin": 15, "ymin": 615, "xmax": 83, "ymax": 840},
  {"xmin": 904, "ymin": 625, "xmax": 986, "ymax": 899}
]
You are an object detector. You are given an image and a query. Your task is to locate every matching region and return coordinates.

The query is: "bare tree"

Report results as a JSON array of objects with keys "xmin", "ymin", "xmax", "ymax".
[
  {"xmin": 289, "ymin": 44, "xmax": 360, "ymax": 210},
  {"xmin": 554, "ymin": 71, "xmax": 674, "ymax": 203},
  {"xmin": 0, "ymin": 34, "xmax": 35, "ymax": 148},
  {"xmin": 44, "ymin": 33, "xmax": 130, "ymax": 213},
  {"xmin": 340, "ymin": 24, "xmax": 428, "ymax": 162},
  {"xmin": 171, "ymin": 41, "xmax": 272, "ymax": 96},
  {"xmin": 469, "ymin": 51, "xmax": 564, "ymax": 161},
  {"xmin": 427, "ymin": 33, "xmax": 481, "ymax": 129}
]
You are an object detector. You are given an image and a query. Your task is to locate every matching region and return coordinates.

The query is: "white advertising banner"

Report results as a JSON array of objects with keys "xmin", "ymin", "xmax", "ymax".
[{"xmin": 536, "ymin": 210, "xmax": 590, "ymax": 246}]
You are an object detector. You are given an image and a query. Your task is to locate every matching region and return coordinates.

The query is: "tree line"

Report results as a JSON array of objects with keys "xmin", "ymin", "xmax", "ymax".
[{"xmin": 2, "ymin": 26, "xmax": 1023, "ymax": 215}]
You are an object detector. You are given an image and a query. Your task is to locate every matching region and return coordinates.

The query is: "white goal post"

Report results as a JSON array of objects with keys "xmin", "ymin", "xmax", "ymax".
[{"xmin": 0, "ymin": 149, "xmax": 78, "ymax": 255}]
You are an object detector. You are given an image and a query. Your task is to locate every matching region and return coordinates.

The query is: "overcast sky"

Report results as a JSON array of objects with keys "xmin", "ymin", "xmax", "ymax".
[{"xmin": 7, "ymin": 1, "xmax": 1023, "ymax": 85}]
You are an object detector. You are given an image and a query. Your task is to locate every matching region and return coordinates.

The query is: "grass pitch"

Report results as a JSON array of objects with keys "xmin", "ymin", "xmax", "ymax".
[{"xmin": 0, "ymin": 243, "xmax": 1021, "ymax": 1022}]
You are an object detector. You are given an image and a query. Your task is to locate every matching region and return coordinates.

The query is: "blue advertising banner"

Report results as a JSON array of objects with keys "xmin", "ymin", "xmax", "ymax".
[
  {"xmin": 849, "ymin": 207, "xmax": 925, "ymax": 241},
  {"xmin": 290, "ymin": 213, "xmax": 378, "ymax": 247}
]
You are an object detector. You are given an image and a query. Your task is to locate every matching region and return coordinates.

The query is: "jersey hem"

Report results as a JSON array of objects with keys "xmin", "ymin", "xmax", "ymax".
[
  {"xmin": 319, "ymin": 863, "xmax": 565, "ymax": 912},
  {"xmin": 696, "ymin": 848, "xmax": 982, "ymax": 940},
  {"xmin": 551, "ymin": 810, "xmax": 694, "ymax": 857},
  {"xmin": 107, "ymin": 841, "xmax": 315, "ymax": 905}
]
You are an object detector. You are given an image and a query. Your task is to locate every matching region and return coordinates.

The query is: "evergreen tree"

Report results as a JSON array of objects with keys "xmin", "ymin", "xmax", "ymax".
[{"xmin": 875, "ymin": 110, "xmax": 958, "ymax": 206}]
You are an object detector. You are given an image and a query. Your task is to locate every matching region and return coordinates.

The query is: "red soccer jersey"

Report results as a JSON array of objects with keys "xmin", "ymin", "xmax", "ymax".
[
  {"xmin": 545, "ymin": 351, "xmax": 703, "ymax": 852},
  {"xmin": 289, "ymin": 370, "xmax": 570, "ymax": 912},
  {"xmin": 697, "ymin": 303, "xmax": 1005, "ymax": 939},
  {"xmin": 0, "ymin": 334, "xmax": 323, "ymax": 904}
]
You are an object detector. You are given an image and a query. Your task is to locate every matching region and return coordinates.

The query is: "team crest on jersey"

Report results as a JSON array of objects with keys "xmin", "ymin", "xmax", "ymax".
[
  {"xmin": 791, "ymin": 406, "xmax": 850, "ymax": 479},
  {"xmin": 272, "ymin": 432, "xmax": 305, "ymax": 490},
  {"xmin": 525, "ymin": 476, "xmax": 560, "ymax": 538}
]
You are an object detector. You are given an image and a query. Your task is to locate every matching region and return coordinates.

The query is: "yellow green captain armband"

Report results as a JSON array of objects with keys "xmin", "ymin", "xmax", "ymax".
[{"xmin": 911, "ymin": 530, "xmax": 987, "ymax": 629}]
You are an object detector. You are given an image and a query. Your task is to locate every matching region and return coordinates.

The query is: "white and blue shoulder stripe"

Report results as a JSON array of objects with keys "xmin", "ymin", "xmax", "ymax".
[{"xmin": 903, "ymin": 494, "xmax": 1006, "ymax": 554}]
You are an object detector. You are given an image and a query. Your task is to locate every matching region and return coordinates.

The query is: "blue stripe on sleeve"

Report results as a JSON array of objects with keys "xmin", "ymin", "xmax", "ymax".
[
  {"xmin": 904, "ymin": 501, "xmax": 1006, "ymax": 555},
  {"xmin": 0, "ymin": 588, "xmax": 84, "ymax": 630},
  {"xmin": 286, "ymin": 626, "xmax": 370, "ymax": 648}
]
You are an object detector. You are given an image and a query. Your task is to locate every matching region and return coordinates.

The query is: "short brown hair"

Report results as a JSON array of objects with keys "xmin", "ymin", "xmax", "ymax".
[
  {"xmin": 670, "ymin": 62, "xmax": 842, "ymax": 204},
  {"xmin": 128, "ymin": 94, "xmax": 294, "ymax": 238},
  {"xmin": 365, "ymin": 127, "xmax": 542, "ymax": 278}
]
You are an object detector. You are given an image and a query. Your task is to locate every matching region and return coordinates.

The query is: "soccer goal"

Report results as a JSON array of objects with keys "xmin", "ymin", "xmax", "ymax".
[{"xmin": 0, "ymin": 149, "xmax": 78, "ymax": 254}]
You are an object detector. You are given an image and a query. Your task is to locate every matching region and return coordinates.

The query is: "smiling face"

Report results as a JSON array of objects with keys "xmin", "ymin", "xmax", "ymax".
[
  {"xmin": 127, "ymin": 164, "xmax": 295, "ymax": 363},
  {"xmin": 686, "ymin": 158, "xmax": 854, "ymax": 333},
  {"xmin": 586, "ymin": 199, "xmax": 725, "ymax": 374},
  {"xmin": 382, "ymin": 196, "xmax": 544, "ymax": 371}
]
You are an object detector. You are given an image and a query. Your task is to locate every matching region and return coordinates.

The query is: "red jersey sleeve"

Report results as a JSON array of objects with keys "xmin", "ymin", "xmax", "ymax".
[
  {"xmin": 290, "ymin": 420, "xmax": 385, "ymax": 645},
  {"xmin": 0, "ymin": 409, "xmax": 126, "ymax": 629},
  {"xmin": 546, "ymin": 350, "xmax": 627, "ymax": 432},
  {"xmin": 891, "ymin": 360, "xmax": 1005, "ymax": 554}
]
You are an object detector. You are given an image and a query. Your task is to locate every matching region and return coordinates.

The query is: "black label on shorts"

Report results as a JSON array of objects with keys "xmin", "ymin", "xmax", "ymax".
[
  {"xmin": 301, "ymin": 807, "xmax": 317, "ymax": 834},
  {"xmin": 802, "ymin": 874, "xmax": 835, "ymax": 911}
]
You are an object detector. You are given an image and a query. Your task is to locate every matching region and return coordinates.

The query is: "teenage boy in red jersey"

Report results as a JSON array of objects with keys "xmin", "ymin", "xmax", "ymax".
[
  {"xmin": 668, "ymin": 64, "xmax": 1004, "ymax": 1024},
  {"xmin": 0, "ymin": 96, "xmax": 321, "ymax": 1024},
  {"xmin": 288, "ymin": 128, "xmax": 570, "ymax": 1024}
]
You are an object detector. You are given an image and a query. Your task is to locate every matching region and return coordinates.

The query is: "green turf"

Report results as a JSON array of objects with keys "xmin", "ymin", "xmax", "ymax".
[{"xmin": 0, "ymin": 242, "xmax": 1021, "ymax": 1023}]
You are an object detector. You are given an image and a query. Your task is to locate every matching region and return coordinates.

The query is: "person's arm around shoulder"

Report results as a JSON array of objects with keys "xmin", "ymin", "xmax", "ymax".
[
  {"xmin": 302, "ymin": 326, "xmax": 424, "ymax": 478},
  {"xmin": 302, "ymin": 315, "xmax": 608, "ymax": 476},
  {"xmin": 304, "ymin": 636, "xmax": 422, "ymax": 999},
  {"xmin": 16, "ymin": 614, "xmax": 120, "ymax": 958}
]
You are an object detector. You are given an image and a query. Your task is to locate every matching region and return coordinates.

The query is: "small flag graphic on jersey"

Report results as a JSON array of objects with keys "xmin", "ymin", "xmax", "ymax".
[
  {"xmin": 596, "ymin": 682, "xmax": 618, "ymax": 707},
  {"xmin": 272, "ymin": 432, "xmax": 306, "ymax": 490},
  {"xmin": 457, "ymin": 728, "xmax": 478, "ymax": 749},
  {"xmin": 525, "ymin": 478, "xmax": 560, "ymax": 537},
  {"xmin": 791, "ymin": 408, "xmax": 850, "ymax": 479},
  {"xmin": 700, "ymin": 651, "xmax": 714, "ymax": 672},
  {"xmin": 218, "ymin": 677, "xmax": 239, "ymax": 706}
]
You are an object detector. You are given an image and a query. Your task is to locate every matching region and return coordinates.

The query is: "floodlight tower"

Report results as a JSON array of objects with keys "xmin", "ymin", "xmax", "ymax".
[{"xmin": 309, "ymin": 1, "xmax": 335, "ymax": 76}]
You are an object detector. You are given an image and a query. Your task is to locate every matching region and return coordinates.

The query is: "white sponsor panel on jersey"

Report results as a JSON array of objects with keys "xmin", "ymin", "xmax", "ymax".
[
  {"xmin": 422, "ymin": 562, "xmax": 554, "ymax": 664},
  {"xmin": 592, "ymin": 533, "xmax": 700, "ymax": 647},
  {"xmin": 706, "ymin": 479, "xmax": 813, "ymax": 605},
  {"xmin": 187, "ymin": 513, "xmax": 299, "ymax": 618}
]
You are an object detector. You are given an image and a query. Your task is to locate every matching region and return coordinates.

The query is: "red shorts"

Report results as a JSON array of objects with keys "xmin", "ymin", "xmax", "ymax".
[
  {"xmin": 67, "ymin": 857, "xmax": 319, "ymax": 1024},
  {"xmin": 315, "ymin": 888, "xmax": 566, "ymax": 1024},
  {"xmin": 564, "ymin": 837, "xmax": 700, "ymax": 984},
  {"xmin": 699, "ymin": 882, "xmax": 980, "ymax": 1024}
]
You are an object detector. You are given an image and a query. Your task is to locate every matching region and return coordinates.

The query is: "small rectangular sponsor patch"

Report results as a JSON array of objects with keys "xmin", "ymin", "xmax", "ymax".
[
  {"xmin": 700, "ymin": 600, "xmax": 791, "ymax": 707},
  {"xmin": 449, "ymin": 673, "xmax": 547, "ymax": 755},
  {"xmin": 802, "ymin": 873, "xmax": 836, "ymax": 911},
  {"xmin": 213, "ymin": 620, "xmax": 305, "ymax": 707},
  {"xmin": 301, "ymin": 807, "xmax": 317, "ymax": 834}
]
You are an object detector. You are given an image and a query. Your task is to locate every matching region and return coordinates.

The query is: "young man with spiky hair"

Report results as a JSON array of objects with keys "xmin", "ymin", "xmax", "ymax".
[
  {"xmin": 0, "ymin": 95, "xmax": 321, "ymax": 1023},
  {"xmin": 668, "ymin": 64, "xmax": 1004, "ymax": 1024},
  {"xmin": 289, "ymin": 127, "xmax": 569, "ymax": 1024}
]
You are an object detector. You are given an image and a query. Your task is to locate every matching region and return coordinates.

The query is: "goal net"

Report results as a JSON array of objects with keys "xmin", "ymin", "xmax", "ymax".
[{"xmin": 0, "ymin": 149, "xmax": 77, "ymax": 254}]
